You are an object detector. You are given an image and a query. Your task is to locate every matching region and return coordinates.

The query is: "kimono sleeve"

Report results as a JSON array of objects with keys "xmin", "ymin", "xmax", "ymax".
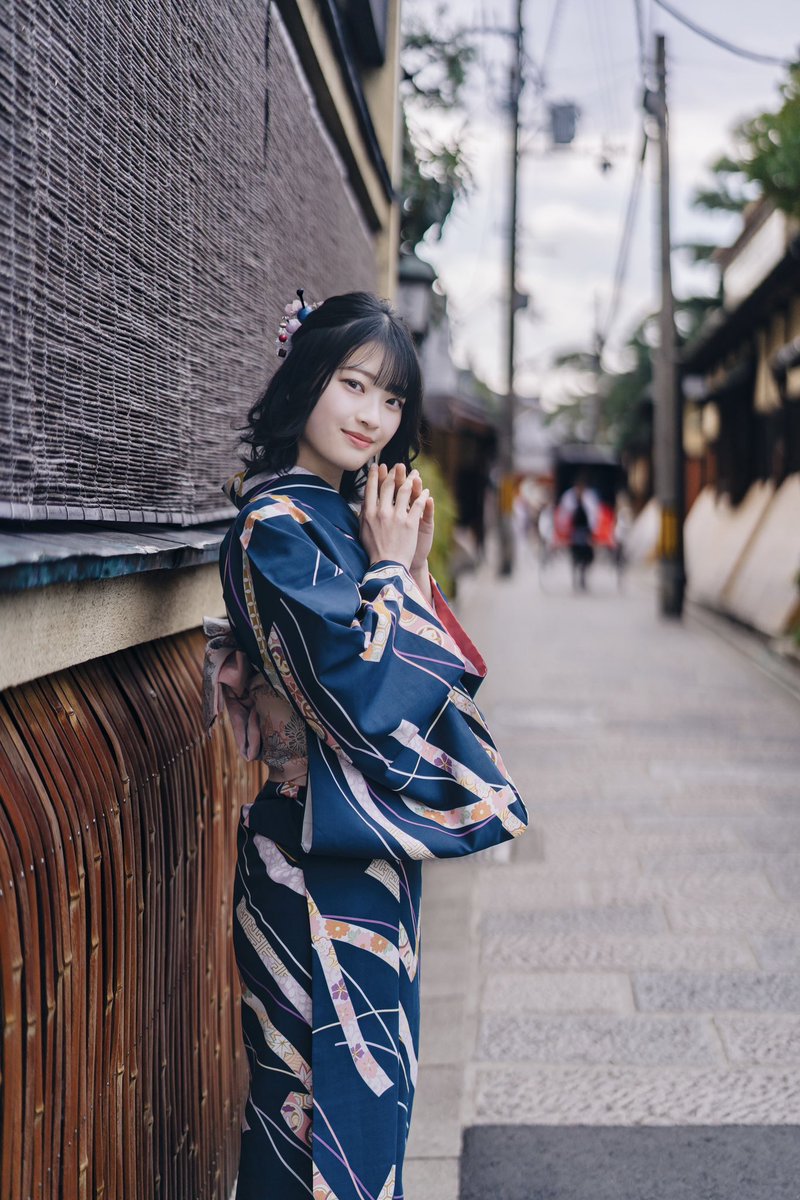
[
  {"xmin": 239, "ymin": 496, "xmax": 528, "ymax": 862},
  {"xmin": 239, "ymin": 499, "xmax": 470, "ymax": 783}
]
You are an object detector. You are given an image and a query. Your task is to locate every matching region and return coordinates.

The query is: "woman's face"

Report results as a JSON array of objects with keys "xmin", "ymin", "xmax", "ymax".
[{"xmin": 296, "ymin": 342, "xmax": 406, "ymax": 488}]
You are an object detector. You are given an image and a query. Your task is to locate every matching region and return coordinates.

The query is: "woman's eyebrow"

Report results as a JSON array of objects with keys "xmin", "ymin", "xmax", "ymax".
[{"xmin": 340, "ymin": 364, "xmax": 376, "ymax": 381}]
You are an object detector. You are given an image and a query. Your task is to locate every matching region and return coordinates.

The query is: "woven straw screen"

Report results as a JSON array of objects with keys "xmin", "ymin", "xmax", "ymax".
[
  {"xmin": 0, "ymin": 628, "xmax": 265, "ymax": 1199},
  {"xmin": 2, "ymin": 1, "xmax": 376, "ymax": 524}
]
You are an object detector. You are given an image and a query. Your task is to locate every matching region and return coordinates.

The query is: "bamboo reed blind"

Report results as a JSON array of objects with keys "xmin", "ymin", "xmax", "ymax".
[
  {"xmin": 2, "ymin": 1, "xmax": 375, "ymax": 525},
  {"xmin": 0, "ymin": 628, "xmax": 265, "ymax": 1199}
]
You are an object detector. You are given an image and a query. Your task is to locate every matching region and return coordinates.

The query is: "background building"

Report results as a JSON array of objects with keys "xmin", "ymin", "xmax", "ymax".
[{"xmin": 681, "ymin": 198, "xmax": 800, "ymax": 639}]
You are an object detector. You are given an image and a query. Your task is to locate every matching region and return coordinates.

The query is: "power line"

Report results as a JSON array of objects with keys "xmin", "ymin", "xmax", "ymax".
[
  {"xmin": 599, "ymin": 126, "xmax": 649, "ymax": 351},
  {"xmin": 632, "ymin": 0, "xmax": 647, "ymax": 81},
  {"xmin": 540, "ymin": 0, "xmax": 569, "ymax": 88},
  {"xmin": 652, "ymin": 0, "xmax": 796, "ymax": 68}
]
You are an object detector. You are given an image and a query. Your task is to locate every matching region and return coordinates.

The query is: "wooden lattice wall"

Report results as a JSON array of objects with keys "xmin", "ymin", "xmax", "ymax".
[{"xmin": 0, "ymin": 628, "xmax": 264, "ymax": 1199}]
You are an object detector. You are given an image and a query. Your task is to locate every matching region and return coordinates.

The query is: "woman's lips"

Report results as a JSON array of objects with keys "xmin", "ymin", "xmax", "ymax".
[{"xmin": 343, "ymin": 430, "xmax": 373, "ymax": 448}]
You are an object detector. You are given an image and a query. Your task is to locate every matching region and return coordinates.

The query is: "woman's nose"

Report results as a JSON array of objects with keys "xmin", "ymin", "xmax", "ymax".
[{"xmin": 356, "ymin": 396, "xmax": 381, "ymax": 428}]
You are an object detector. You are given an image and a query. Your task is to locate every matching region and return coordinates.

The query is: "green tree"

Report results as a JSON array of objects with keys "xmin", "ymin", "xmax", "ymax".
[
  {"xmin": 687, "ymin": 65, "xmax": 800, "ymax": 241},
  {"xmin": 737, "ymin": 66, "xmax": 800, "ymax": 217},
  {"xmin": 400, "ymin": 9, "xmax": 476, "ymax": 250}
]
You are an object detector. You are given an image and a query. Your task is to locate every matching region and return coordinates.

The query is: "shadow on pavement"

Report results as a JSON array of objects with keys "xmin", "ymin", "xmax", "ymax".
[{"xmin": 459, "ymin": 1125, "xmax": 800, "ymax": 1199}]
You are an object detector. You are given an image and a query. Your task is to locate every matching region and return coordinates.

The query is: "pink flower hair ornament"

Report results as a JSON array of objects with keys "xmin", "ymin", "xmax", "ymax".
[{"xmin": 276, "ymin": 288, "xmax": 321, "ymax": 357}]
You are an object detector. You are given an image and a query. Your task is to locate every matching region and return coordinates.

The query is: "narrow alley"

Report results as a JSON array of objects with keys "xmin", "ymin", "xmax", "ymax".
[{"xmin": 406, "ymin": 552, "xmax": 800, "ymax": 1199}]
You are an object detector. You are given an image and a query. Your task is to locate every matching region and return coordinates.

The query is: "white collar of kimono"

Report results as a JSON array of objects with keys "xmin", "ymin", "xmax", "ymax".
[{"xmin": 222, "ymin": 464, "xmax": 326, "ymax": 507}]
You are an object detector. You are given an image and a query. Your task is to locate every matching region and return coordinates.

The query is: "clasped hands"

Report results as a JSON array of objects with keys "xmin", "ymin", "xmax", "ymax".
[{"xmin": 359, "ymin": 463, "xmax": 435, "ymax": 594}]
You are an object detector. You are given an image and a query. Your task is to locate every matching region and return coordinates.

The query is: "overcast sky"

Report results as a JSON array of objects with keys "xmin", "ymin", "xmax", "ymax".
[{"xmin": 402, "ymin": 0, "xmax": 796, "ymax": 407}]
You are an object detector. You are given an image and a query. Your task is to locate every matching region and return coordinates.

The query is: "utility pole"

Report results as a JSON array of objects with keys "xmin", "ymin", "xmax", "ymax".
[
  {"xmin": 646, "ymin": 33, "xmax": 685, "ymax": 617},
  {"xmin": 497, "ymin": 0, "xmax": 524, "ymax": 577}
]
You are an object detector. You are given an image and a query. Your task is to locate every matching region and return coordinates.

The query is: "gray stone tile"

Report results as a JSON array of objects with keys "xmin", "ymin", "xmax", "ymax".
[
  {"xmin": 481, "ymin": 904, "xmax": 667, "ymax": 937},
  {"xmin": 460, "ymin": 1126, "xmax": 800, "ymax": 1200},
  {"xmin": 667, "ymin": 793, "xmax": 772, "ymax": 817},
  {"xmin": 590, "ymin": 871, "xmax": 776, "ymax": 905},
  {"xmin": 476, "ymin": 1013, "xmax": 722, "ymax": 1065},
  {"xmin": 665, "ymin": 900, "xmax": 800, "ymax": 934},
  {"xmin": 624, "ymin": 816, "xmax": 744, "ymax": 848},
  {"xmin": 419, "ymin": 996, "xmax": 468, "ymax": 1066},
  {"xmin": 751, "ymin": 931, "xmax": 800, "ymax": 970},
  {"xmin": 404, "ymin": 1066, "xmax": 462, "ymax": 1157},
  {"xmin": 717, "ymin": 1015, "xmax": 800, "ymax": 1064},
  {"xmin": 649, "ymin": 760, "xmax": 800, "ymax": 786},
  {"xmin": 401, "ymin": 1156, "xmax": 459, "ymax": 1200},
  {"xmin": 482, "ymin": 932, "xmax": 755, "ymax": 971},
  {"xmin": 470, "ymin": 1064, "xmax": 800, "ymax": 1124},
  {"xmin": 765, "ymin": 795, "xmax": 800, "ymax": 816},
  {"xmin": 540, "ymin": 844, "xmax": 643, "ymax": 873},
  {"xmin": 633, "ymin": 971, "xmax": 800, "ymax": 1012},
  {"xmin": 767, "ymin": 859, "xmax": 800, "ymax": 902},
  {"xmin": 527, "ymin": 815, "xmax": 629, "ymax": 837},
  {"xmin": 481, "ymin": 971, "xmax": 634, "ymax": 1014},
  {"xmin": 421, "ymin": 909, "xmax": 476, "ymax": 951},
  {"xmin": 418, "ymin": 942, "xmax": 471, "ymax": 998},
  {"xmin": 641, "ymin": 851, "xmax": 768, "ymax": 875},
  {"xmin": 736, "ymin": 821, "xmax": 800, "ymax": 853},
  {"xmin": 526, "ymin": 789, "xmax": 667, "ymax": 815},
  {"xmin": 506, "ymin": 824, "xmax": 546, "ymax": 862},
  {"xmin": 476, "ymin": 869, "xmax": 595, "ymax": 910}
]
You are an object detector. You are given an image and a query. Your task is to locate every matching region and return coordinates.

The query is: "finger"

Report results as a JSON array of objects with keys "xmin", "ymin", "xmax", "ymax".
[
  {"xmin": 395, "ymin": 472, "xmax": 416, "ymax": 507},
  {"xmin": 379, "ymin": 465, "xmax": 398, "ymax": 512},
  {"xmin": 407, "ymin": 490, "xmax": 428, "ymax": 526},
  {"xmin": 392, "ymin": 463, "xmax": 407, "ymax": 502},
  {"xmin": 364, "ymin": 461, "xmax": 378, "ymax": 513}
]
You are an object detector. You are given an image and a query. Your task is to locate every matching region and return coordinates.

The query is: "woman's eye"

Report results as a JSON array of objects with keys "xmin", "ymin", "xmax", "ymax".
[
  {"xmin": 387, "ymin": 397, "xmax": 404, "ymax": 409},
  {"xmin": 344, "ymin": 378, "xmax": 363, "ymax": 391}
]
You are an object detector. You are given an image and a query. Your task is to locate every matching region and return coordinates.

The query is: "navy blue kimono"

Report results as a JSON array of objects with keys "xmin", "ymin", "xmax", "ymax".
[{"xmin": 212, "ymin": 466, "xmax": 528, "ymax": 1199}]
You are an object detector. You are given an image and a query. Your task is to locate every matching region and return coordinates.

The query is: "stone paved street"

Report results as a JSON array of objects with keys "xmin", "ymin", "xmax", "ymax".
[{"xmin": 404, "ymin": 553, "xmax": 800, "ymax": 1199}]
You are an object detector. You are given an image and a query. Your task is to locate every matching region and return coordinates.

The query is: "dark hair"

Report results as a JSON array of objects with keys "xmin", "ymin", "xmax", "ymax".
[{"xmin": 239, "ymin": 291, "xmax": 423, "ymax": 500}]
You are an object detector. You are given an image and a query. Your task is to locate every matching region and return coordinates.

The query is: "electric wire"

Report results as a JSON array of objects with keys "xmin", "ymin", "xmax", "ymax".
[
  {"xmin": 652, "ymin": 0, "xmax": 795, "ymax": 69},
  {"xmin": 541, "ymin": 0, "xmax": 568, "ymax": 88},
  {"xmin": 599, "ymin": 126, "xmax": 649, "ymax": 352},
  {"xmin": 632, "ymin": 0, "xmax": 647, "ymax": 82}
]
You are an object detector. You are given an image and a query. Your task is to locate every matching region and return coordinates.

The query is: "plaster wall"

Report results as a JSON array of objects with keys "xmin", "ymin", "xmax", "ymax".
[
  {"xmin": 722, "ymin": 473, "xmax": 800, "ymax": 637},
  {"xmin": 0, "ymin": 565, "xmax": 224, "ymax": 692},
  {"xmin": 684, "ymin": 482, "xmax": 774, "ymax": 609}
]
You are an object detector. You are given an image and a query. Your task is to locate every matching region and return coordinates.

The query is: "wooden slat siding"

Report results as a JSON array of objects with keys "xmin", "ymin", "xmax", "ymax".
[{"xmin": 0, "ymin": 628, "xmax": 263, "ymax": 1199}]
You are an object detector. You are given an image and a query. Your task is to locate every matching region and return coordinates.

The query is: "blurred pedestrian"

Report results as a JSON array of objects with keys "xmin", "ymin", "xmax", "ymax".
[{"xmin": 556, "ymin": 474, "xmax": 600, "ymax": 591}]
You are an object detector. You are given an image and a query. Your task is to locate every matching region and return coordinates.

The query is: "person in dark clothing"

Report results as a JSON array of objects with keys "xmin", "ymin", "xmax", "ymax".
[{"xmin": 556, "ymin": 476, "xmax": 599, "ymax": 592}]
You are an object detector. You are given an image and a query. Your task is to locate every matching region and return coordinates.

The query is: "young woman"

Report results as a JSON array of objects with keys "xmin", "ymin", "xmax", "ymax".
[{"xmin": 205, "ymin": 291, "xmax": 528, "ymax": 1200}]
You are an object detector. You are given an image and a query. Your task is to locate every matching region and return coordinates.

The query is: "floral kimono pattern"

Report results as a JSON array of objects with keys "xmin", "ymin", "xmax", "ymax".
[{"xmin": 210, "ymin": 467, "xmax": 528, "ymax": 1200}]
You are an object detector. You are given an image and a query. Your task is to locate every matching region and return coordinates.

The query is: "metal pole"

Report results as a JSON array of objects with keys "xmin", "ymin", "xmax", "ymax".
[
  {"xmin": 650, "ymin": 33, "xmax": 685, "ymax": 617},
  {"xmin": 497, "ymin": 0, "xmax": 524, "ymax": 577}
]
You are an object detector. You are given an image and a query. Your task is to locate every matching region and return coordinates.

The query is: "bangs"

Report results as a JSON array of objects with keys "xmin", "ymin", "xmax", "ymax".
[{"xmin": 340, "ymin": 325, "xmax": 420, "ymax": 400}]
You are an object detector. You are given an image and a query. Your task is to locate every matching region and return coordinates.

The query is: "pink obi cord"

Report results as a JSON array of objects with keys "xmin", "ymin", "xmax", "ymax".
[{"xmin": 202, "ymin": 614, "xmax": 270, "ymax": 762}]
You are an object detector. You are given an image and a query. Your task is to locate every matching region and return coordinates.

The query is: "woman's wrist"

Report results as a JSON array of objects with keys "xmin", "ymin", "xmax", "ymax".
[{"xmin": 410, "ymin": 559, "xmax": 432, "ymax": 603}]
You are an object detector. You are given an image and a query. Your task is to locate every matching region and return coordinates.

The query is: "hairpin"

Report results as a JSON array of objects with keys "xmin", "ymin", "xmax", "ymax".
[{"xmin": 276, "ymin": 288, "xmax": 320, "ymax": 357}]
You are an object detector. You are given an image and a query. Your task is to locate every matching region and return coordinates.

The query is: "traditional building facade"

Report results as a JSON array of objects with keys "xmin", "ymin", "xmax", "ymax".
[
  {"xmin": 0, "ymin": 3, "xmax": 403, "ymax": 1196},
  {"xmin": 681, "ymin": 198, "xmax": 800, "ymax": 638}
]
